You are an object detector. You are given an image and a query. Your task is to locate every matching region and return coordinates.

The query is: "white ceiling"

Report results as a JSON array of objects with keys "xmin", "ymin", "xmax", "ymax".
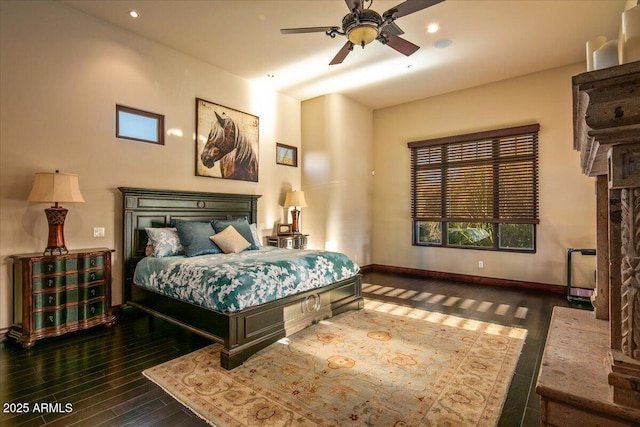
[{"xmin": 60, "ymin": 0, "xmax": 626, "ymax": 110}]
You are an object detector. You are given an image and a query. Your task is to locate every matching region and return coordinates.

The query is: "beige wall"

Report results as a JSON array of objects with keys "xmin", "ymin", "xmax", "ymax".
[
  {"xmin": 0, "ymin": 1, "xmax": 301, "ymax": 329},
  {"xmin": 301, "ymin": 94, "xmax": 373, "ymax": 266},
  {"xmin": 371, "ymin": 64, "xmax": 596, "ymax": 286}
]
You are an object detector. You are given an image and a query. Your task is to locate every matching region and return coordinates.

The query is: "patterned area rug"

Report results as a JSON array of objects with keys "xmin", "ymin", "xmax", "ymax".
[{"xmin": 143, "ymin": 300, "xmax": 527, "ymax": 426}]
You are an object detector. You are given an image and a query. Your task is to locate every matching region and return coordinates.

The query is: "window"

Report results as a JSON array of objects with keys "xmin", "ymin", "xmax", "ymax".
[
  {"xmin": 116, "ymin": 104, "xmax": 165, "ymax": 145},
  {"xmin": 409, "ymin": 124, "xmax": 539, "ymax": 252}
]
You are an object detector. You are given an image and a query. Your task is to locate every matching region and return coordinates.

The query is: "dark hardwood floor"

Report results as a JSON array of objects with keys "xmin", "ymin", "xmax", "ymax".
[{"xmin": 1, "ymin": 271, "xmax": 587, "ymax": 426}]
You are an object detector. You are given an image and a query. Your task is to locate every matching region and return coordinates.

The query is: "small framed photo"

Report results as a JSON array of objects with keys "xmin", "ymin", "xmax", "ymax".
[
  {"xmin": 276, "ymin": 143, "xmax": 297, "ymax": 167},
  {"xmin": 277, "ymin": 223, "xmax": 293, "ymax": 235},
  {"xmin": 116, "ymin": 104, "xmax": 164, "ymax": 145}
]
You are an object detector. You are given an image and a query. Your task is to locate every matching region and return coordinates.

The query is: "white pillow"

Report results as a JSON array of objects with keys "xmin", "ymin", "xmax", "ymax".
[
  {"xmin": 209, "ymin": 225, "xmax": 251, "ymax": 254},
  {"xmin": 145, "ymin": 227, "xmax": 185, "ymax": 257}
]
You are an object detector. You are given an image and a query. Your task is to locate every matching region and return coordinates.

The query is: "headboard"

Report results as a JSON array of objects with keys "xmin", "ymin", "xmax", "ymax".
[{"xmin": 119, "ymin": 187, "xmax": 261, "ymax": 302}]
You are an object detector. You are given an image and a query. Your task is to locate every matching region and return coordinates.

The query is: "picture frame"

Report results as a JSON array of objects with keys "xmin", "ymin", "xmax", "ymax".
[
  {"xmin": 277, "ymin": 223, "xmax": 293, "ymax": 235},
  {"xmin": 195, "ymin": 98, "xmax": 259, "ymax": 182},
  {"xmin": 116, "ymin": 104, "xmax": 164, "ymax": 145},
  {"xmin": 276, "ymin": 143, "xmax": 298, "ymax": 167}
]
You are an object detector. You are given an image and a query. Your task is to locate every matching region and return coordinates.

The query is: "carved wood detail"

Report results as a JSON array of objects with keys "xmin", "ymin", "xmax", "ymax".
[
  {"xmin": 610, "ymin": 189, "xmax": 624, "ymax": 352},
  {"xmin": 621, "ymin": 188, "xmax": 640, "ymax": 358}
]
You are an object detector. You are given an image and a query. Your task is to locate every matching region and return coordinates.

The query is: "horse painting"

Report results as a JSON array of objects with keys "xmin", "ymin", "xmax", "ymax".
[{"xmin": 199, "ymin": 110, "xmax": 258, "ymax": 182}]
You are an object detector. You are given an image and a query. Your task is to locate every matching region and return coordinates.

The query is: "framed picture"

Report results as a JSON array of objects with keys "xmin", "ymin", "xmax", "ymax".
[
  {"xmin": 277, "ymin": 223, "xmax": 293, "ymax": 235},
  {"xmin": 116, "ymin": 104, "xmax": 164, "ymax": 145},
  {"xmin": 276, "ymin": 143, "xmax": 298, "ymax": 167},
  {"xmin": 195, "ymin": 98, "xmax": 259, "ymax": 182}
]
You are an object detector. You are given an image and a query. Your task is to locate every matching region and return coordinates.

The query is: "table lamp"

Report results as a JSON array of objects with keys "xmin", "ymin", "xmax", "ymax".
[
  {"xmin": 284, "ymin": 190, "xmax": 308, "ymax": 234},
  {"xmin": 28, "ymin": 171, "xmax": 85, "ymax": 255}
]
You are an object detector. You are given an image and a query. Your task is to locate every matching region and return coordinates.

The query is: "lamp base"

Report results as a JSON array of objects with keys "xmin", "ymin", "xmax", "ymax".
[
  {"xmin": 43, "ymin": 206, "xmax": 69, "ymax": 256},
  {"xmin": 290, "ymin": 208, "xmax": 301, "ymax": 234}
]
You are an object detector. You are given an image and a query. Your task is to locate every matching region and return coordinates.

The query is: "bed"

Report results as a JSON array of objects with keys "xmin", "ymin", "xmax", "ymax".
[{"xmin": 120, "ymin": 187, "xmax": 363, "ymax": 369}]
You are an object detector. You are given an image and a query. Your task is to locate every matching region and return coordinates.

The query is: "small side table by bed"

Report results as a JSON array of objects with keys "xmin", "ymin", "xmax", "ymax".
[{"xmin": 266, "ymin": 234, "xmax": 308, "ymax": 250}]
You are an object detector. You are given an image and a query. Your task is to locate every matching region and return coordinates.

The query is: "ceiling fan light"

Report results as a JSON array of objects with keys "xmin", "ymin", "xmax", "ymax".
[{"xmin": 348, "ymin": 25, "xmax": 379, "ymax": 46}]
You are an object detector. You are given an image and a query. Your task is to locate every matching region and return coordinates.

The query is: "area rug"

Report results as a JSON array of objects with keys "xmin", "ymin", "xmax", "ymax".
[{"xmin": 143, "ymin": 300, "xmax": 527, "ymax": 426}]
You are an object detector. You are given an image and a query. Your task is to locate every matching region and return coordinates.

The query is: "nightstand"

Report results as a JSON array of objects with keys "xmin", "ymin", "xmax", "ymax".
[
  {"xmin": 266, "ymin": 234, "xmax": 308, "ymax": 249},
  {"xmin": 9, "ymin": 248, "xmax": 115, "ymax": 348}
]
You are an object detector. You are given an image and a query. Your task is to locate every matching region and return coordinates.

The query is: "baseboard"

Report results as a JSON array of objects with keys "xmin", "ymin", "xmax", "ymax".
[
  {"xmin": 360, "ymin": 264, "xmax": 564, "ymax": 294},
  {"xmin": 0, "ymin": 326, "xmax": 9, "ymax": 343}
]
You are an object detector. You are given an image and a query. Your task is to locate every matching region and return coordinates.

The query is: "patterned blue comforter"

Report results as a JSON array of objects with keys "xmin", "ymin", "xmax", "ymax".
[{"xmin": 133, "ymin": 246, "xmax": 360, "ymax": 313}]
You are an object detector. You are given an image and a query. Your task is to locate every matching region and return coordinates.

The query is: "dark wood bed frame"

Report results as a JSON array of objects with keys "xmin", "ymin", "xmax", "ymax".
[{"xmin": 119, "ymin": 187, "xmax": 363, "ymax": 369}]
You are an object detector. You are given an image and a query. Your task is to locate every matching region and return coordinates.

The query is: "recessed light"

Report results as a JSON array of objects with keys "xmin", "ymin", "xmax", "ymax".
[
  {"xmin": 129, "ymin": 10, "xmax": 140, "ymax": 18},
  {"xmin": 426, "ymin": 23, "xmax": 439, "ymax": 33},
  {"xmin": 434, "ymin": 39, "xmax": 453, "ymax": 49}
]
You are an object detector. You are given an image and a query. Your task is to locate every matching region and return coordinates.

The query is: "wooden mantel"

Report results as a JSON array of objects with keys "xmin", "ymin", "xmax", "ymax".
[{"xmin": 573, "ymin": 61, "xmax": 640, "ymax": 177}]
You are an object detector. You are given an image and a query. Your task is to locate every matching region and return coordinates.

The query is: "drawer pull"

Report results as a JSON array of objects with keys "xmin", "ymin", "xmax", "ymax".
[
  {"xmin": 48, "ymin": 315, "xmax": 54, "ymax": 324},
  {"xmin": 91, "ymin": 289, "xmax": 96, "ymax": 296},
  {"xmin": 47, "ymin": 264, "xmax": 54, "ymax": 272},
  {"xmin": 90, "ymin": 273, "xmax": 95, "ymax": 281},
  {"xmin": 90, "ymin": 307, "xmax": 95, "ymax": 314},
  {"xmin": 90, "ymin": 259, "xmax": 96, "ymax": 266},
  {"xmin": 48, "ymin": 279, "xmax": 54, "ymax": 287},
  {"xmin": 48, "ymin": 296, "xmax": 54, "ymax": 304}
]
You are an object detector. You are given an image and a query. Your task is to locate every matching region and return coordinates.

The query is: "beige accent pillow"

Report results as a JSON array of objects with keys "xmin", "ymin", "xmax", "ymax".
[{"xmin": 209, "ymin": 225, "xmax": 251, "ymax": 254}]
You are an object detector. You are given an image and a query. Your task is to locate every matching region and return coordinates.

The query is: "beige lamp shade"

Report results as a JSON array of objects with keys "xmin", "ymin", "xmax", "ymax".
[
  {"xmin": 284, "ymin": 190, "xmax": 308, "ymax": 208},
  {"xmin": 28, "ymin": 172, "xmax": 85, "ymax": 204}
]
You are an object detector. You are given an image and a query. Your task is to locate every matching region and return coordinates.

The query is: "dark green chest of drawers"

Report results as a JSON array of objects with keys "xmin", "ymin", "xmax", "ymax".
[{"xmin": 9, "ymin": 248, "xmax": 115, "ymax": 348}]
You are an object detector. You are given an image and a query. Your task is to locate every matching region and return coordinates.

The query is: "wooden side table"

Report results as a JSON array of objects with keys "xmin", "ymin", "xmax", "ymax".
[
  {"xmin": 266, "ymin": 234, "xmax": 308, "ymax": 250},
  {"xmin": 9, "ymin": 248, "xmax": 115, "ymax": 348}
]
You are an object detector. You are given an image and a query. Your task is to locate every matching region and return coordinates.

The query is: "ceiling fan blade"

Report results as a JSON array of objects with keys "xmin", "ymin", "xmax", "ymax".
[
  {"xmin": 381, "ymin": 21, "xmax": 404, "ymax": 36},
  {"xmin": 329, "ymin": 41, "xmax": 354, "ymax": 65},
  {"xmin": 280, "ymin": 26, "xmax": 339, "ymax": 34},
  {"xmin": 344, "ymin": 0, "xmax": 363, "ymax": 13},
  {"xmin": 379, "ymin": 32, "xmax": 420, "ymax": 56},
  {"xmin": 383, "ymin": 0, "xmax": 445, "ymax": 21}
]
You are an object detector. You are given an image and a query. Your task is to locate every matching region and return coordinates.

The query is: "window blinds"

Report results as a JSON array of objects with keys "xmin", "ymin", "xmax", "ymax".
[{"xmin": 409, "ymin": 124, "xmax": 539, "ymax": 224}]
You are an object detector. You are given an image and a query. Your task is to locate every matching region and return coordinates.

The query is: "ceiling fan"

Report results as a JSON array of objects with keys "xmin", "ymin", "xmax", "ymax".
[{"xmin": 280, "ymin": 0, "xmax": 445, "ymax": 65}]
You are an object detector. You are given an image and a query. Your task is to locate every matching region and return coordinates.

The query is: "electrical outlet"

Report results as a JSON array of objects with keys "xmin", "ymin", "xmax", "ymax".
[
  {"xmin": 93, "ymin": 227, "xmax": 105, "ymax": 238},
  {"xmin": 478, "ymin": 261, "xmax": 484, "ymax": 268}
]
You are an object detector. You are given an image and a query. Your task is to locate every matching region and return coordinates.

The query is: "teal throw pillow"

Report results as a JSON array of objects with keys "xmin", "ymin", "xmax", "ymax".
[{"xmin": 172, "ymin": 219, "xmax": 222, "ymax": 257}]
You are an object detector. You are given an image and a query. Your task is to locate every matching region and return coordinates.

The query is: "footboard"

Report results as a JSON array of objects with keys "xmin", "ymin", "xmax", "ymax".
[{"xmin": 223, "ymin": 274, "xmax": 363, "ymax": 369}]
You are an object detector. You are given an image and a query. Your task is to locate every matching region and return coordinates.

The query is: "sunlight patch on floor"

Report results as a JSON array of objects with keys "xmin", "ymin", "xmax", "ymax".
[
  {"xmin": 411, "ymin": 292, "xmax": 433, "ymax": 302},
  {"xmin": 459, "ymin": 299, "xmax": 476, "ymax": 309},
  {"xmin": 477, "ymin": 301, "xmax": 493, "ymax": 312},
  {"xmin": 495, "ymin": 304, "xmax": 510, "ymax": 316},
  {"xmin": 362, "ymin": 283, "xmax": 382, "ymax": 293},
  {"xmin": 363, "ymin": 299, "xmax": 526, "ymax": 338},
  {"xmin": 372, "ymin": 286, "xmax": 396, "ymax": 295},
  {"xmin": 484, "ymin": 323, "xmax": 509, "ymax": 336},
  {"xmin": 443, "ymin": 296, "xmax": 461, "ymax": 307},
  {"xmin": 386, "ymin": 288, "xmax": 410, "ymax": 297},
  {"xmin": 428, "ymin": 294, "xmax": 445, "ymax": 304},
  {"xmin": 362, "ymin": 283, "xmax": 528, "ymax": 320},
  {"xmin": 441, "ymin": 315, "xmax": 465, "ymax": 328},
  {"xmin": 397, "ymin": 290, "xmax": 419, "ymax": 299},
  {"xmin": 515, "ymin": 307, "xmax": 528, "ymax": 319}
]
